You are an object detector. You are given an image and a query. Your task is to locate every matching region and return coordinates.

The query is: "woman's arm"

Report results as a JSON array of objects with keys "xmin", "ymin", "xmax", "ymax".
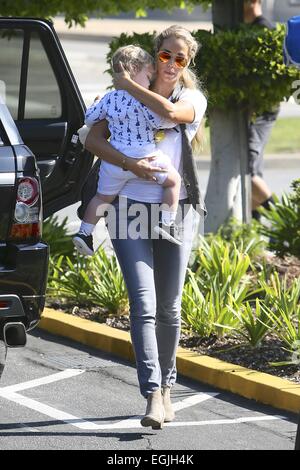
[
  {"xmin": 84, "ymin": 121, "xmax": 166, "ymax": 181},
  {"xmin": 113, "ymin": 70, "xmax": 195, "ymax": 124}
]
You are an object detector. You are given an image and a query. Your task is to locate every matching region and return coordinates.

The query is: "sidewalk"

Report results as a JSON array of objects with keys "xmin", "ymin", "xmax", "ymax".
[
  {"xmin": 53, "ymin": 17, "xmax": 212, "ymax": 42},
  {"xmin": 195, "ymin": 153, "xmax": 300, "ymax": 169}
]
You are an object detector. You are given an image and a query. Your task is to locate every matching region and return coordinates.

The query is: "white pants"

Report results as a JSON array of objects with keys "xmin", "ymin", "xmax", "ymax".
[{"xmin": 78, "ymin": 125, "xmax": 172, "ymax": 195}]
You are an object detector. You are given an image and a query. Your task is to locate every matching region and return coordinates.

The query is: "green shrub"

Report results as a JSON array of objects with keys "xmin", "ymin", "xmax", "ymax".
[
  {"xmin": 207, "ymin": 218, "xmax": 265, "ymax": 256},
  {"xmin": 48, "ymin": 254, "xmax": 92, "ymax": 305},
  {"xmin": 258, "ymin": 272, "xmax": 300, "ymax": 350},
  {"xmin": 43, "ymin": 215, "xmax": 75, "ymax": 259},
  {"xmin": 182, "ymin": 269, "xmax": 242, "ymax": 338},
  {"xmin": 258, "ymin": 179, "xmax": 300, "ymax": 258},
  {"xmin": 190, "ymin": 236, "xmax": 254, "ymax": 288},
  {"xmin": 263, "ymin": 300, "xmax": 300, "ymax": 352},
  {"xmin": 181, "ymin": 271, "xmax": 216, "ymax": 337},
  {"xmin": 227, "ymin": 299, "xmax": 274, "ymax": 348},
  {"xmin": 48, "ymin": 248, "xmax": 128, "ymax": 315},
  {"xmin": 194, "ymin": 25, "xmax": 299, "ymax": 116},
  {"xmin": 182, "ymin": 239, "xmax": 259, "ymax": 338},
  {"xmin": 84, "ymin": 247, "xmax": 128, "ymax": 315}
]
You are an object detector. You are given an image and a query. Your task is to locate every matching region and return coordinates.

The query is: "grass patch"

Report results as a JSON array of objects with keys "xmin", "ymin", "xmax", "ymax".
[
  {"xmin": 265, "ymin": 117, "xmax": 300, "ymax": 154},
  {"xmin": 198, "ymin": 117, "xmax": 300, "ymax": 156}
]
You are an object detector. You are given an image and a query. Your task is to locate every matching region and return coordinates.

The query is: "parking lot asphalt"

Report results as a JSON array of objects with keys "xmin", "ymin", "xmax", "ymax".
[{"xmin": 0, "ymin": 329, "xmax": 297, "ymax": 450}]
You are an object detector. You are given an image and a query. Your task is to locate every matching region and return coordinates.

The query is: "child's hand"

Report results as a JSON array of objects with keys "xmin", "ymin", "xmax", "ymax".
[{"xmin": 113, "ymin": 62, "xmax": 131, "ymax": 90}]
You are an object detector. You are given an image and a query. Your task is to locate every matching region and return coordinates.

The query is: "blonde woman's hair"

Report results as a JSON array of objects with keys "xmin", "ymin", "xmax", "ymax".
[
  {"xmin": 154, "ymin": 25, "xmax": 206, "ymax": 153},
  {"xmin": 112, "ymin": 45, "xmax": 154, "ymax": 77}
]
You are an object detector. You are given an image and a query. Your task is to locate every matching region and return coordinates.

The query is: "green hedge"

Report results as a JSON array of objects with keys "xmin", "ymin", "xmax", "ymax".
[{"xmin": 106, "ymin": 24, "xmax": 300, "ymax": 116}]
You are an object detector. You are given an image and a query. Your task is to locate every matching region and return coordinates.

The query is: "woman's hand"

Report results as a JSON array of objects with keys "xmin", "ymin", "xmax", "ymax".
[
  {"xmin": 126, "ymin": 156, "xmax": 167, "ymax": 182},
  {"xmin": 113, "ymin": 62, "xmax": 131, "ymax": 91},
  {"xmin": 84, "ymin": 124, "xmax": 167, "ymax": 182}
]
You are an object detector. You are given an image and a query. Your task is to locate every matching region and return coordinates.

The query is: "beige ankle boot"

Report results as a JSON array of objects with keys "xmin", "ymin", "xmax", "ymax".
[
  {"xmin": 140, "ymin": 389, "xmax": 165, "ymax": 429},
  {"xmin": 162, "ymin": 386, "xmax": 175, "ymax": 422}
]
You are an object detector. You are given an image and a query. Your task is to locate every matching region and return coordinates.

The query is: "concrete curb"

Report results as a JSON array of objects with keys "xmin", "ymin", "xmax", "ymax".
[{"xmin": 39, "ymin": 308, "xmax": 300, "ymax": 415}]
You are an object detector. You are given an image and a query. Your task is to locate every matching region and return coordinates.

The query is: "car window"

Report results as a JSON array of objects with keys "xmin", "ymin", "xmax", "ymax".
[
  {"xmin": 24, "ymin": 31, "xmax": 62, "ymax": 119},
  {"xmin": 0, "ymin": 30, "xmax": 23, "ymax": 119}
]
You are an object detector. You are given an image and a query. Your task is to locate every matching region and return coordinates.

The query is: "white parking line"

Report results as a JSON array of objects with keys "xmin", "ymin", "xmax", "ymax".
[
  {"xmin": 172, "ymin": 392, "xmax": 219, "ymax": 412},
  {"xmin": 165, "ymin": 415, "xmax": 285, "ymax": 427},
  {"xmin": 0, "ymin": 391, "xmax": 101, "ymax": 430},
  {"xmin": 0, "ymin": 370, "xmax": 286, "ymax": 432},
  {"xmin": 0, "ymin": 369, "xmax": 85, "ymax": 393},
  {"xmin": 0, "ymin": 369, "xmax": 99, "ymax": 430}
]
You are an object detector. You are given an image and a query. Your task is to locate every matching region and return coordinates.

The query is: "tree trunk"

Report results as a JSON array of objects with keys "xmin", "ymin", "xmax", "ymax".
[{"xmin": 204, "ymin": 0, "xmax": 251, "ymax": 233}]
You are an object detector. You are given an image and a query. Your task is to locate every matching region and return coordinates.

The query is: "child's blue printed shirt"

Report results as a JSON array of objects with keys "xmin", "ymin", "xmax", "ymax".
[{"xmin": 85, "ymin": 90, "xmax": 175, "ymax": 158}]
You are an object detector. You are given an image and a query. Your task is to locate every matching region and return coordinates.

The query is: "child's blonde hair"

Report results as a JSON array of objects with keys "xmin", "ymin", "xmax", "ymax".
[{"xmin": 112, "ymin": 45, "xmax": 154, "ymax": 77}]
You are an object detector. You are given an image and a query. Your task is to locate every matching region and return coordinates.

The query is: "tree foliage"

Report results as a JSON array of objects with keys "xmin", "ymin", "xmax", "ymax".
[{"xmin": 0, "ymin": 0, "xmax": 211, "ymax": 26}]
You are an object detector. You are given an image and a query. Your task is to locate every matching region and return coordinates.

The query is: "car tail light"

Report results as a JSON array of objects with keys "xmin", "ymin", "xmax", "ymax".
[
  {"xmin": 9, "ymin": 177, "xmax": 42, "ymax": 242},
  {"xmin": 17, "ymin": 177, "xmax": 38, "ymax": 205},
  {"xmin": 9, "ymin": 222, "xmax": 41, "ymax": 240}
]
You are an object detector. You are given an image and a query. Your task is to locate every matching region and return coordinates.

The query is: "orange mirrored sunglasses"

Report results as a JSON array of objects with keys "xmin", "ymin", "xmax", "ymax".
[{"xmin": 157, "ymin": 51, "xmax": 188, "ymax": 69}]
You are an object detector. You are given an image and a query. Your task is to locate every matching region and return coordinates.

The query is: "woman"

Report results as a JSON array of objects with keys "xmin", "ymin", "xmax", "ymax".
[{"xmin": 84, "ymin": 25, "xmax": 207, "ymax": 429}]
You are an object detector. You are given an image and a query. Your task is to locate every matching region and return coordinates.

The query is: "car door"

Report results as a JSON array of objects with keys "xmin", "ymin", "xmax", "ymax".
[{"xmin": 0, "ymin": 18, "xmax": 93, "ymax": 219}]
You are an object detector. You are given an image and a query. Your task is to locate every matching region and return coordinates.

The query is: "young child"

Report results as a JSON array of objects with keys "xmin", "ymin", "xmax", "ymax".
[{"xmin": 73, "ymin": 45, "xmax": 182, "ymax": 256}]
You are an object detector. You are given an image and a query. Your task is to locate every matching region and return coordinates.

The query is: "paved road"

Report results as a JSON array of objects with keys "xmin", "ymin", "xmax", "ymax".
[{"xmin": 0, "ymin": 330, "xmax": 297, "ymax": 450}]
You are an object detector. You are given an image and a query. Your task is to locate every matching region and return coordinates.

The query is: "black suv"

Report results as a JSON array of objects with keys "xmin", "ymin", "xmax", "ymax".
[{"xmin": 0, "ymin": 18, "xmax": 93, "ymax": 369}]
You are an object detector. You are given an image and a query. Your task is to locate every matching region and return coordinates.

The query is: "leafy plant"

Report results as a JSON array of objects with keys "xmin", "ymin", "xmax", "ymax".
[
  {"xmin": 190, "ymin": 237, "xmax": 253, "ymax": 290},
  {"xmin": 82, "ymin": 246, "xmax": 128, "ymax": 314},
  {"xmin": 43, "ymin": 215, "xmax": 75, "ymax": 259},
  {"xmin": 48, "ymin": 254, "xmax": 92, "ymax": 305},
  {"xmin": 207, "ymin": 218, "xmax": 265, "ymax": 256},
  {"xmin": 181, "ymin": 272, "xmax": 215, "ymax": 338},
  {"xmin": 258, "ymin": 179, "xmax": 300, "ymax": 258},
  {"xmin": 269, "ymin": 340, "xmax": 300, "ymax": 367},
  {"xmin": 48, "ymin": 247, "xmax": 128, "ymax": 314},
  {"xmin": 262, "ymin": 271, "xmax": 300, "ymax": 314},
  {"xmin": 259, "ymin": 273, "xmax": 300, "ymax": 350},
  {"xmin": 290, "ymin": 178, "xmax": 300, "ymax": 207},
  {"xmin": 263, "ymin": 303, "xmax": 300, "ymax": 352},
  {"xmin": 182, "ymin": 261, "xmax": 256, "ymax": 338},
  {"xmin": 194, "ymin": 24, "xmax": 299, "ymax": 116},
  {"xmin": 227, "ymin": 298, "xmax": 274, "ymax": 348},
  {"xmin": 182, "ymin": 272, "xmax": 242, "ymax": 338}
]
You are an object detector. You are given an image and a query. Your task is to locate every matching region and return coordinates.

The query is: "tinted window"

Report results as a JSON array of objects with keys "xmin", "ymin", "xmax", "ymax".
[
  {"xmin": 25, "ymin": 32, "xmax": 62, "ymax": 119},
  {"xmin": 0, "ymin": 30, "xmax": 23, "ymax": 119}
]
